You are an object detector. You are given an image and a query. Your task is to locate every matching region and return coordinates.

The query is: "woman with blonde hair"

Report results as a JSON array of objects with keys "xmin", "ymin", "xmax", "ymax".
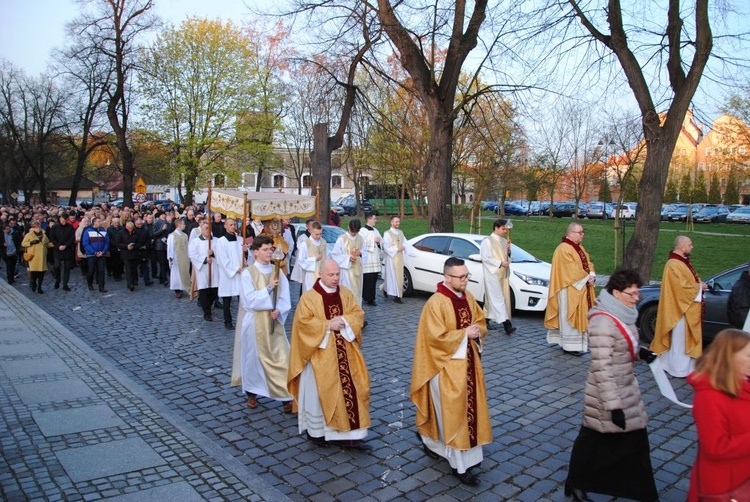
[{"xmin": 688, "ymin": 328, "xmax": 750, "ymax": 501}]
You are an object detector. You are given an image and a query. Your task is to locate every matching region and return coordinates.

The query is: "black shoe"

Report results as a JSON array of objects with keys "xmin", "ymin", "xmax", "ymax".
[
  {"xmin": 128, "ymin": 286, "xmax": 135, "ymax": 291},
  {"xmin": 503, "ymin": 320, "xmax": 517, "ymax": 335},
  {"xmin": 37, "ymin": 286, "xmax": 44, "ymax": 294},
  {"xmin": 88, "ymin": 283, "xmax": 94, "ymax": 291},
  {"xmin": 54, "ymin": 282, "xmax": 60, "ymax": 289},
  {"xmin": 99, "ymin": 287, "xmax": 107, "ymax": 293},
  {"xmin": 225, "ymin": 322, "xmax": 234, "ymax": 330},
  {"xmin": 204, "ymin": 314, "xmax": 213, "ymax": 322},
  {"xmin": 415, "ymin": 431, "xmax": 439, "ymax": 459},
  {"xmin": 564, "ymin": 482, "xmax": 592, "ymax": 502},
  {"xmin": 306, "ymin": 432, "xmax": 329, "ymax": 447},
  {"xmin": 382, "ymin": 289, "xmax": 387, "ymax": 298},
  {"xmin": 31, "ymin": 283, "xmax": 37, "ymax": 292},
  {"xmin": 563, "ymin": 350, "xmax": 587, "ymax": 357},
  {"xmin": 338, "ymin": 440, "xmax": 372, "ymax": 452},
  {"xmin": 394, "ymin": 297, "xmax": 403, "ymax": 304},
  {"xmin": 363, "ymin": 321, "xmax": 368, "ymax": 328},
  {"xmin": 452, "ymin": 468, "xmax": 480, "ymax": 486},
  {"xmin": 62, "ymin": 286, "xmax": 71, "ymax": 291},
  {"xmin": 145, "ymin": 281, "xmax": 154, "ymax": 286},
  {"xmin": 366, "ymin": 301, "xmax": 377, "ymax": 306}
]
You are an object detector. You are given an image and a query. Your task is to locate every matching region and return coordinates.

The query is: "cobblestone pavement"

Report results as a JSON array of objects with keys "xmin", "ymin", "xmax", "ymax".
[
  {"xmin": 5, "ymin": 267, "xmax": 697, "ymax": 501},
  {"xmin": 0, "ymin": 278, "xmax": 286, "ymax": 502}
]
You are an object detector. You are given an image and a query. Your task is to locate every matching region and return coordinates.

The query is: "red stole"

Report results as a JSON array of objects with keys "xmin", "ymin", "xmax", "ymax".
[
  {"xmin": 562, "ymin": 237, "xmax": 593, "ymax": 308},
  {"xmin": 312, "ymin": 279, "xmax": 361, "ymax": 429},
  {"xmin": 436, "ymin": 282, "xmax": 479, "ymax": 447}
]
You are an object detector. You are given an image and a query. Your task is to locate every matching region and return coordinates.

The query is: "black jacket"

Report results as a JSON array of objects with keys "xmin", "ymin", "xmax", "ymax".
[
  {"xmin": 118, "ymin": 228, "xmax": 140, "ymax": 260},
  {"xmin": 48, "ymin": 222, "xmax": 76, "ymax": 261},
  {"xmin": 727, "ymin": 269, "xmax": 750, "ymax": 329}
]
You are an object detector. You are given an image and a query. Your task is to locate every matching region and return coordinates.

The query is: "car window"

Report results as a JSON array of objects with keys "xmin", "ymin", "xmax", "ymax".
[
  {"xmin": 447, "ymin": 237, "xmax": 478, "ymax": 259},
  {"xmin": 413, "ymin": 236, "xmax": 449, "ymax": 254},
  {"xmin": 713, "ymin": 267, "xmax": 746, "ymax": 291},
  {"xmin": 322, "ymin": 226, "xmax": 346, "ymax": 244},
  {"xmin": 510, "ymin": 245, "xmax": 540, "ymax": 263}
]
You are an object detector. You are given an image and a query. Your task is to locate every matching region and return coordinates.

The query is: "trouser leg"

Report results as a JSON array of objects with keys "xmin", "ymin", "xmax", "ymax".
[
  {"xmin": 222, "ymin": 296, "xmax": 232, "ymax": 325},
  {"xmin": 86, "ymin": 256, "xmax": 97, "ymax": 287},
  {"xmin": 362, "ymin": 272, "xmax": 377, "ymax": 302},
  {"xmin": 53, "ymin": 254, "xmax": 62, "ymax": 285},
  {"xmin": 198, "ymin": 289, "xmax": 212, "ymax": 315},
  {"xmin": 5, "ymin": 255, "xmax": 17, "ymax": 283},
  {"xmin": 62, "ymin": 259, "xmax": 71, "ymax": 287},
  {"xmin": 157, "ymin": 250, "xmax": 168, "ymax": 283},
  {"xmin": 96, "ymin": 257, "xmax": 106, "ymax": 289}
]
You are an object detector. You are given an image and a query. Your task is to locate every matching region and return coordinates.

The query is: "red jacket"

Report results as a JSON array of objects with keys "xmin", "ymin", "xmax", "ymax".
[{"xmin": 687, "ymin": 372, "xmax": 750, "ymax": 501}]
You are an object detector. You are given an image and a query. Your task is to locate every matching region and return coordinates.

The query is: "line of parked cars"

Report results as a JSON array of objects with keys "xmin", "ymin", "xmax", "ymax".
[{"xmin": 661, "ymin": 203, "xmax": 749, "ymax": 223}]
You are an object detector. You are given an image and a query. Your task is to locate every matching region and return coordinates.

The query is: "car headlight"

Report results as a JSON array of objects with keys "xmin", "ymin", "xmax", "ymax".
[{"xmin": 513, "ymin": 271, "xmax": 549, "ymax": 287}]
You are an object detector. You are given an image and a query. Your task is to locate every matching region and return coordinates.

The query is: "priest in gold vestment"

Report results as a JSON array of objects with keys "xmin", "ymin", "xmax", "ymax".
[
  {"xmin": 288, "ymin": 259, "xmax": 371, "ymax": 450},
  {"xmin": 545, "ymin": 222, "xmax": 596, "ymax": 355},
  {"xmin": 411, "ymin": 257, "xmax": 491, "ymax": 486},
  {"xmin": 231, "ymin": 236, "xmax": 293, "ymax": 412},
  {"xmin": 331, "ymin": 218, "xmax": 366, "ymax": 306},
  {"xmin": 650, "ymin": 236, "xmax": 706, "ymax": 377}
]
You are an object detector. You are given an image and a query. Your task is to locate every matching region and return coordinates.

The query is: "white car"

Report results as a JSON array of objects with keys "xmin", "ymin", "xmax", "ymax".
[
  {"xmin": 608, "ymin": 202, "xmax": 637, "ymax": 220},
  {"xmin": 726, "ymin": 206, "xmax": 750, "ymax": 223},
  {"xmin": 400, "ymin": 232, "xmax": 551, "ymax": 312}
]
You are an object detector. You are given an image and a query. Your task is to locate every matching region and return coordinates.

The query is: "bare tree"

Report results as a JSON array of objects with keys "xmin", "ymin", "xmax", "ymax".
[
  {"xmin": 71, "ymin": 0, "xmax": 158, "ymax": 208},
  {"xmin": 559, "ymin": 0, "xmax": 714, "ymax": 281},
  {"xmin": 0, "ymin": 63, "xmax": 68, "ymax": 203},
  {"xmin": 54, "ymin": 28, "xmax": 113, "ymax": 205}
]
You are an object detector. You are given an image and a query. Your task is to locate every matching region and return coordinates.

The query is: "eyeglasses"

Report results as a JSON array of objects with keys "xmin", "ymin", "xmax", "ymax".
[
  {"xmin": 447, "ymin": 273, "xmax": 471, "ymax": 280},
  {"xmin": 620, "ymin": 289, "xmax": 640, "ymax": 299},
  {"xmin": 572, "ymin": 230, "xmax": 585, "ymax": 234}
]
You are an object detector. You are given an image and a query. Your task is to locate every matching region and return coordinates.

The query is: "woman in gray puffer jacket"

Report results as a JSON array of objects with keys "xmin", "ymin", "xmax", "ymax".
[{"xmin": 564, "ymin": 269, "xmax": 659, "ymax": 502}]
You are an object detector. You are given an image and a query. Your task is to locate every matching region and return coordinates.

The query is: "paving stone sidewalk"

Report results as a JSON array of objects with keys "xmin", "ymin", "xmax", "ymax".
[
  {"xmin": 0, "ymin": 279, "xmax": 288, "ymax": 501},
  {"xmin": 2, "ymin": 269, "xmax": 699, "ymax": 501}
]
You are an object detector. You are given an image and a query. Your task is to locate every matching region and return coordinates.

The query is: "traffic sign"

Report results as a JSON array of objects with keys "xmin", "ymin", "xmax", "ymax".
[
  {"xmin": 134, "ymin": 193, "xmax": 147, "ymax": 203},
  {"xmin": 135, "ymin": 178, "xmax": 147, "ymax": 194},
  {"xmin": 11, "ymin": 192, "xmax": 18, "ymax": 199}
]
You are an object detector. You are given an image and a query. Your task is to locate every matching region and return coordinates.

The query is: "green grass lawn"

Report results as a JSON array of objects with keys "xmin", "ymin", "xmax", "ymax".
[{"xmin": 347, "ymin": 214, "xmax": 750, "ymax": 280}]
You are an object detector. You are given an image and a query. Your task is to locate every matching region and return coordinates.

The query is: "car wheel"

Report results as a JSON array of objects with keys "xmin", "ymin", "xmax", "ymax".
[
  {"xmin": 602, "ymin": 213, "xmax": 608, "ymax": 220},
  {"xmin": 402, "ymin": 268, "xmax": 414, "ymax": 297},
  {"xmin": 509, "ymin": 289, "xmax": 516, "ymax": 314},
  {"xmin": 637, "ymin": 303, "xmax": 658, "ymax": 344}
]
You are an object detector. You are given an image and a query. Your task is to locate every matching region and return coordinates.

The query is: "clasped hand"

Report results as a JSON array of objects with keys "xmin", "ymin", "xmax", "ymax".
[
  {"xmin": 465, "ymin": 324, "xmax": 481, "ymax": 339},
  {"xmin": 328, "ymin": 316, "xmax": 346, "ymax": 331}
]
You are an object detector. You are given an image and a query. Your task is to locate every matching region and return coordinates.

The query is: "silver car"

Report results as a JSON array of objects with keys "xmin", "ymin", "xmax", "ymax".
[{"xmin": 726, "ymin": 206, "xmax": 750, "ymax": 223}]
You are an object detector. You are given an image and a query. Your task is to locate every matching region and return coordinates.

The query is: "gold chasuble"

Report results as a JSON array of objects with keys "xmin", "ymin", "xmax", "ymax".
[
  {"xmin": 249, "ymin": 266, "xmax": 291, "ymax": 398},
  {"xmin": 305, "ymin": 239, "xmax": 327, "ymax": 282},
  {"xmin": 386, "ymin": 229, "xmax": 404, "ymax": 291},
  {"xmin": 411, "ymin": 284, "xmax": 492, "ymax": 450},
  {"xmin": 486, "ymin": 235, "xmax": 512, "ymax": 319},
  {"xmin": 288, "ymin": 281, "xmax": 369, "ymax": 431},
  {"xmin": 344, "ymin": 234, "xmax": 364, "ymax": 297},
  {"xmin": 544, "ymin": 237, "xmax": 595, "ymax": 333},
  {"xmin": 651, "ymin": 252, "xmax": 703, "ymax": 358}
]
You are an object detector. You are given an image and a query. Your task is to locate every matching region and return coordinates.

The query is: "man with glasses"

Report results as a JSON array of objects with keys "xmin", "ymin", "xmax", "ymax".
[
  {"xmin": 480, "ymin": 218, "xmax": 516, "ymax": 335},
  {"xmin": 411, "ymin": 257, "xmax": 490, "ymax": 486},
  {"xmin": 650, "ymin": 235, "xmax": 707, "ymax": 377},
  {"xmin": 545, "ymin": 222, "xmax": 597, "ymax": 355}
]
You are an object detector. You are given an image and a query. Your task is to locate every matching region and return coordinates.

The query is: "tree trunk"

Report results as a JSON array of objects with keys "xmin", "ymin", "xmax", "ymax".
[
  {"xmin": 311, "ymin": 123, "xmax": 332, "ymax": 223},
  {"xmin": 623, "ymin": 131, "xmax": 678, "ymax": 281},
  {"xmin": 424, "ymin": 115, "xmax": 454, "ymax": 233}
]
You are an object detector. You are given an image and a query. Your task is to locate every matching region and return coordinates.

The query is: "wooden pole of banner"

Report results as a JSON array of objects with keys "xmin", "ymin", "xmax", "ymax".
[
  {"xmin": 207, "ymin": 180, "xmax": 213, "ymax": 285},
  {"xmin": 241, "ymin": 194, "xmax": 248, "ymax": 267}
]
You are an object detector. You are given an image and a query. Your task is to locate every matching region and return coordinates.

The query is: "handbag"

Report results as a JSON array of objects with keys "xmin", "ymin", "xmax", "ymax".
[
  {"xmin": 697, "ymin": 447, "xmax": 750, "ymax": 501},
  {"xmin": 23, "ymin": 251, "xmax": 34, "ymax": 262}
]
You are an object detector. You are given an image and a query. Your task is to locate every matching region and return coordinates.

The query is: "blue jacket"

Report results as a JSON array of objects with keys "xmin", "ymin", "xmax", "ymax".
[{"xmin": 82, "ymin": 226, "xmax": 110, "ymax": 256}]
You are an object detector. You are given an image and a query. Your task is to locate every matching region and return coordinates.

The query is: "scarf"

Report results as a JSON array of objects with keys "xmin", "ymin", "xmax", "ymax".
[{"xmin": 595, "ymin": 289, "xmax": 638, "ymax": 325}]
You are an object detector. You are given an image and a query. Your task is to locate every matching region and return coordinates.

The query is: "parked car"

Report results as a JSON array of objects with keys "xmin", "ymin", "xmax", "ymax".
[
  {"xmin": 495, "ymin": 202, "xmax": 528, "ymax": 216},
  {"xmin": 694, "ymin": 206, "xmax": 730, "ymax": 223},
  {"xmin": 289, "ymin": 223, "xmax": 347, "ymax": 269},
  {"xmin": 727, "ymin": 204, "xmax": 746, "ymax": 213},
  {"xmin": 636, "ymin": 262, "xmax": 750, "ymax": 344},
  {"xmin": 726, "ymin": 206, "xmax": 750, "ymax": 223},
  {"xmin": 661, "ymin": 204, "xmax": 678, "ymax": 220},
  {"xmin": 666, "ymin": 205, "xmax": 700, "ymax": 222},
  {"xmin": 586, "ymin": 202, "xmax": 612, "ymax": 219},
  {"xmin": 400, "ymin": 232, "xmax": 551, "ymax": 312},
  {"xmin": 482, "ymin": 201, "xmax": 498, "ymax": 212},
  {"xmin": 610, "ymin": 202, "xmax": 637, "ymax": 220}
]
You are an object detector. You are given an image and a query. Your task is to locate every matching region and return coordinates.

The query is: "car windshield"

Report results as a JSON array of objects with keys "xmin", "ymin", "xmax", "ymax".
[
  {"xmin": 321, "ymin": 226, "xmax": 346, "ymax": 244},
  {"xmin": 736, "ymin": 207, "xmax": 750, "ymax": 214}
]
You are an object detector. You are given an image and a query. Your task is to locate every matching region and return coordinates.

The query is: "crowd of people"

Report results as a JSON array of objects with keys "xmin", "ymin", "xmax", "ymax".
[{"xmin": 2, "ymin": 202, "xmax": 749, "ymax": 498}]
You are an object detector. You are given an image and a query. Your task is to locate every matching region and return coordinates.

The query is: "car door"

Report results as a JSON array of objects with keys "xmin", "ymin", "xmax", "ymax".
[
  {"xmin": 407, "ymin": 235, "xmax": 450, "ymax": 292},
  {"xmin": 703, "ymin": 265, "xmax": 746, "ymax": 339},
  {"xmin": 446, "ymin": 237, "xmax": 484, "ymax": 298}
]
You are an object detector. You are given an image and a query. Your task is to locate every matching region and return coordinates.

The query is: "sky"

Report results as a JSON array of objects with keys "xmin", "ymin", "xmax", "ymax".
[
  {"xmin": 0, "ymin": 0, "xmax": 745, "ymax": 128},
  {"xmin": 0, "ymin": 0, "xmax": 260, "ymax": 76}
]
